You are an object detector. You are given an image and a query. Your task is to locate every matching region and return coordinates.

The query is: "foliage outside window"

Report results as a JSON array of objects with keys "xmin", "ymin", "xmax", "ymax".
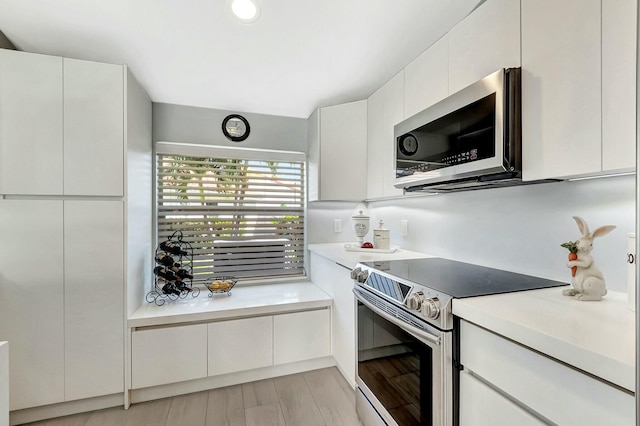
[{"xmin": 156, "ymin": 144, "xmax": 305, "ymax": 281}]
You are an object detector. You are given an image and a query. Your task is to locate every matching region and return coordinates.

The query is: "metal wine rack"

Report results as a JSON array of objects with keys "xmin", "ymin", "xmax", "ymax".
[{"xmin": 146, "ymin": 230, "xmax": 200, "ymax": 306}]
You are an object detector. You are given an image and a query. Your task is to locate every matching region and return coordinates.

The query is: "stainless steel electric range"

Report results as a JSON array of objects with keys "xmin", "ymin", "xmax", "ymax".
[{"xmin": 352, "ymin": 257, "xmax": 566, "ymax": 426}]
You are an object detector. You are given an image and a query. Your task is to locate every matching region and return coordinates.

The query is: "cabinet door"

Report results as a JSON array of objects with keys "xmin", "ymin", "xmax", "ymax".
[
  {"xmin": 132, "ymin": 324, "xmax": 207, "ymax": 389},
  {"xmin": 0, "ymin": 50, "xmax": 63, "ymax": 195},
  {"xmin": 521, "ymin": 0, "xmax": 601, "ymax": 180},
  {"xmin": 63, "ymin": 58, "xmax": 124, "ymax": 196},
  {"xmin": 460, "ymin": 370, "xmax": 545, "ymax": 426},
  {"xmin": 307, "ymin": 109, "xmax": 320, "ymax": 202},
  {"xmin": 601, "ymin": 0, "xmax": 637, "ymax": 171},
  {"xmin": 448, "ymin": 0, "xmax": 521, "ymax": 94},
  {"xmin": 404, "ymin": 35, "xmax": 448, "ymax": 119},
  {"xmin": 64, "ymin": 200, "xmax": 124, "ymax": 401},
  {"xmin": 273, "ymin": 309, "xmax": 330, "ymax": 365},
  {"xmin": 460, "ymin": 321, "xmax": 634, "ymax": 425},
  {"xmin": 0, "ymin": 200, "xmax": 64, "ymax": 409},
  {"xmin": 208, "ymin": 316, "xmax": 273, "ymax": 376},
  {"xmin": 319, "ymin": 101, "xmax": 367, "ymax": 201},
  {"xmin": 367, "ymin": 72, "xmax": 404, "ymax": 199}
]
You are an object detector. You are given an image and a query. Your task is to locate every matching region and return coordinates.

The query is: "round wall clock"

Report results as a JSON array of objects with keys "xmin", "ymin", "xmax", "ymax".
[
  {"xmin": 398, "ymin": 134, "xmax": 419, "ymax": 156},
  {"xmin": 222, "ymin": 114, "xmax": 250, "ymax": 142}
]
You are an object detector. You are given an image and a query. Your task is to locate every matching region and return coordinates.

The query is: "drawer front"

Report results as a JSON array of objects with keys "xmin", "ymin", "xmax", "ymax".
[
  {"xmin": 132, "ymin": 324, "xmax": 207, "ymax": 389},
  {"xmin": 273, "ymin": 309, "xmax": 331, "ymax": 364},
  {"xmin": 460, "ymin": 321, "xmax": 634, "ymax": 425}
]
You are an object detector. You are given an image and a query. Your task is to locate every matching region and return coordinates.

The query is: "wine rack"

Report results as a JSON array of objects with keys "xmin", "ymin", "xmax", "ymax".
[{"xmin": 146, "ymin": 230, "xmax": 200, "ymax": 306}]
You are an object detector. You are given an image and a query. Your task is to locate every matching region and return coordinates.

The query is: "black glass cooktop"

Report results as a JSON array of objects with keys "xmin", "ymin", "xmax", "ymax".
[{"xmin": 361, "ymin": 258, "xmax": 567, "ymax": 298}]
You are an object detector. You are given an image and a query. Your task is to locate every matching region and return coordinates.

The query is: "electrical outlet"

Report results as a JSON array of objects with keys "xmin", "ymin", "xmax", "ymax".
[
  {"xmin": 334, "ymin": 219, "xmax": 342, "ymax": 233},
  {"xmin": 401, "ymin": 220, "xmax": 408, "ymax": 237}
]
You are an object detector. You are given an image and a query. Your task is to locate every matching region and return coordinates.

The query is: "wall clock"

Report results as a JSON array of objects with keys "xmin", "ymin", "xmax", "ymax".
[
  {"xmin": 222, "ymin": 114, "xmax": 250, "ymax": 142},
  {"xmin": 398, "ymin": 134, "xmax": 418, "ymax": 156}
]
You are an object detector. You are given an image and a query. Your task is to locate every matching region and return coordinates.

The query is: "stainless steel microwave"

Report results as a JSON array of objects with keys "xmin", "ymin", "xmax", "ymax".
[{"xmin": 394, "ymin": 68, "xmax": 523, "ymax": 192}]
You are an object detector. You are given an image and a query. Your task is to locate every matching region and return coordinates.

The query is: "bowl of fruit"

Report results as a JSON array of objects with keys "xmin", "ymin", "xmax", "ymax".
[{"xmin": 207, "ymin": 276, "xmax": 238, "ymax": 297}]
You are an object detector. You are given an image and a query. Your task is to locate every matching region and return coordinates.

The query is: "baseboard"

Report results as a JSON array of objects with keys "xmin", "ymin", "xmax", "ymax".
[
  {"xmin": 10, "ymin": 394, "xmax": 123, "ymax": 425},
  {"xmin": 130, "ymin": 356, "xmax": 336, "ymax": 404}
]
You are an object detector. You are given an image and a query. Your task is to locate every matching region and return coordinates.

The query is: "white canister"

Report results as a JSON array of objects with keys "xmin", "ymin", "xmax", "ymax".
[
  {"xmin": 373, "ymin": 220, "xmax": 390, "ymax": 250},
  {"xmin": 627, "ymin": 233, "xmax": 636, "ymax": 311}
]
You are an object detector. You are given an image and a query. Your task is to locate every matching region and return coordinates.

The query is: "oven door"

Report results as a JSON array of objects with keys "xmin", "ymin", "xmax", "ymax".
[{"xmin": 354, "ymin": 287, "xmax": 453, "ymax": 426}]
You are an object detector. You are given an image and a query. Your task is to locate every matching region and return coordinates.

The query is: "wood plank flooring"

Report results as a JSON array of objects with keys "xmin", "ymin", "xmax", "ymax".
[{"xmin": 22, "ymin": 368, "xmax": 362, "ymax": 426}]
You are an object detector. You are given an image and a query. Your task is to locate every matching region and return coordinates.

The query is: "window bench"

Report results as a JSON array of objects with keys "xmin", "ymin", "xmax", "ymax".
[{"xmin": 126, "ymin": 282, "xmax": 333, "ymax": 406}]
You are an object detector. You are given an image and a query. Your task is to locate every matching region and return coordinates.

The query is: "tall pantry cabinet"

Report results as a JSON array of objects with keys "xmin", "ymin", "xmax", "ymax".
[{"xmin": 0, "ymin": 49, "xmax": 152, "ymax": 411}]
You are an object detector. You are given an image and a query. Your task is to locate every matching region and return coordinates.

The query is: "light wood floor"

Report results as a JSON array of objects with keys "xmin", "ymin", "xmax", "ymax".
[{"xmin": 23, "ymin": 367, "xmax": 363, "ymax": 426}]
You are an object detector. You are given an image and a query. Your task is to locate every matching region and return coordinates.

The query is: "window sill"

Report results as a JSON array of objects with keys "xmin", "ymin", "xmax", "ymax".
[{"xmin": 128, "ymin": 281, "xmax": 331, "ymax": 328}]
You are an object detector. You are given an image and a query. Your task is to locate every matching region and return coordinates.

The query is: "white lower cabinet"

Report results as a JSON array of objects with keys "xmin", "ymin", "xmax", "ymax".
[
  {"xmin": 274, "ymin": 309, "xmax": 331, "ymax": 365},
  {"xmin": 459, "ymin": 320, "xmax": 634, "ymax": 425},
  {"xmin": 459, "ymin": 371, "xmax": 544, "ymax": 426},
  {"xmin": 64, "ymin": 200, "xmax": 124, "ymax": 401},
  {"xmin": 131, "ymin": 324, "xmax": 208, "ymax": 389},
  {"xmin": 131, "ymin": 308, "xmax": 330, "ymax": 389},
  {"xmin": 208, "ymin": 316, "xmax": 273, "ymax": 376},
  {"xmin": 0, "ymin": 200, "xmax": 65, "ymax": 410}
]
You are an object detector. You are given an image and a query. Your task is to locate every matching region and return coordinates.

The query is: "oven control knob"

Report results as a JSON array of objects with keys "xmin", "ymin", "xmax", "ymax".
[
  {"xmin": 421, "ymin": 297, "xmax": 441, "ymax": 319},
  {"xmin": 350, "ymin": 267, "xmax": 362, "ymax": 280},
  {"xmin": 405, "ymin": 292, "xmax": 425, "ymax": 310},
  {"xmin": 357, "ymin": 270, "xmax": 369, "ymax": 283}
]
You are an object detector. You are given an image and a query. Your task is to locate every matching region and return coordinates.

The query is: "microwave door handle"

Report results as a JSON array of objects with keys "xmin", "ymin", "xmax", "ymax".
[{"xmin": 353, "ymin": 288, "xmax": 441, "ymax": 346}]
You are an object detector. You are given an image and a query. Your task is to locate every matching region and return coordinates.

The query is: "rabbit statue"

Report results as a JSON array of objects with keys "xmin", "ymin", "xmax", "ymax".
[{"xmin": 562, "ymin": 216, "xmax": 616, "ymax": 301}]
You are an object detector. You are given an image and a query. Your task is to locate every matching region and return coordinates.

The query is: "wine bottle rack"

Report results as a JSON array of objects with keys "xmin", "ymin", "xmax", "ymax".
[{"xmin": 146, "ymin": 230, "xmax": 200, "ymax": 306}]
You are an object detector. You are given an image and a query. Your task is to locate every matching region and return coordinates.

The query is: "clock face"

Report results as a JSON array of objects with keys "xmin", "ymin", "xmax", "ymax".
[
  {"xmin": 399, "ymin": 134, "xmax": 419, "ymax": 156},
  {"xmin": 222, "ymin": 114, "xmax": 250, "ymax": 142}
]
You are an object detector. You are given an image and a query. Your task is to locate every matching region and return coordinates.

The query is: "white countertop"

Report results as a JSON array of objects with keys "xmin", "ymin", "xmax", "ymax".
[
  {"xmin": 129, "ymin": 281, "xmax": 331, "ymax": 328},
  {"xmin": 308, "ymin": 242, "xmax": 430, "ymax": 269},
  {"xmin": 453, "ymin": 287, "xmax": 635, "ymax": 392}
]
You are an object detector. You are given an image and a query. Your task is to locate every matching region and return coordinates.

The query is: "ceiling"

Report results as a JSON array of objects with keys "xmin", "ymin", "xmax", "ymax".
[{"xmin": 0, "ymin": 0, "xmax": 481, "ymax": 118}]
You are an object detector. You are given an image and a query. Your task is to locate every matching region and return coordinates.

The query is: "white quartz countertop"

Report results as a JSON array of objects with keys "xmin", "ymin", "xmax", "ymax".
[
  {"xmin": 453, "ymin": 287, "xmax": 635, "ymax": 392},
  {"xmin": 308, "ymin": 242, "xmax": 431, "ymax": 269},
  {"xmin": 129, "ymin": 281, "xmax": 331, "ymax": 328}
]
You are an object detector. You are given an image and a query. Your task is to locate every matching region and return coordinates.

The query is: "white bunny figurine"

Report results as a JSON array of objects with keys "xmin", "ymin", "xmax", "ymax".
[{"xmin": 562, "ymin": 216, "xmax": 616, "ymax": 301}]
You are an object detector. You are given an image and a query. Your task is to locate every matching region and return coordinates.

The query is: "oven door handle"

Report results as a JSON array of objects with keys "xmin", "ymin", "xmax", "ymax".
[{"xmin": 353, "ymin": 288, "xmax": 441, "ymax": 346}]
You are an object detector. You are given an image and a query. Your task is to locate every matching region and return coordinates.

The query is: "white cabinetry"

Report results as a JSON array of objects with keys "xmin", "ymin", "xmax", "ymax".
[
  {"xmin": 448, "ymin": 0, "xmax": 520, "ymax": 94},
  {"xmin": 367, "ymin": 72, "xmax": 405, "ymax": 199},
  {"xmin": 63, "ymin": 58, "xmax": 124, "ymax": 196},
  {"xmin": 521, "ymin": 0, "xmax": 636, "ymax": 180},
  {"xmin": 308, "ymin": 100, "xmax": 367, "ymax": 201},
  {"xmin": 131, "ymin": 324, "xmax": 208, "ymax": 389},
  {"xmin": 0, "ymin": 342, "xmax": 7, "ymax": 426},
  {"xmin": 459, "ymin": 320, "xmax": 634, "ymax": 425},
  {"xmin": 601, "ymin": 0, "xmax": 637, "ymax": 171},
  {"xmin": 309, "ymin": 252, "xmax": 356, "ymax": 386},
  {"xmin": 0, "ymin": 200, "xmax": 65, "ymax": 410},
  {"xmin": 208, "ymin": 316, "xmax": 273, "ymax": 376},
  {"xmin": 274, "ymin": 309, "xmax": 331, "ymax": 365},
  {"xmin": 0, "ymin": 50, "xmax": 63, "ymax": 195},
  {"xmin": 0, "ymin": 50, "xmax": 125, "ymax": 196},
  {"xmin": 404, "ymin": 35, "xmax": 448, "ymax": 119},
  {"xmin": 64, "ymin": 200, "xmax": 124, "ymax": 401}
]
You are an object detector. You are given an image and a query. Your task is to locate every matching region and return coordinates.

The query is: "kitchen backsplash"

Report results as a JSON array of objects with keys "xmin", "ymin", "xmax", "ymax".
[{"xmin": 307, "ymin": 175, "xmax": 635, "ymax": 292}]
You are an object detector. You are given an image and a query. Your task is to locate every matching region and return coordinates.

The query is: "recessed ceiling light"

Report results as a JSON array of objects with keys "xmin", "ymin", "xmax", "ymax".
[{"xmin": 230, "ymin": 0, "xmax": 260, "ymax": 23}]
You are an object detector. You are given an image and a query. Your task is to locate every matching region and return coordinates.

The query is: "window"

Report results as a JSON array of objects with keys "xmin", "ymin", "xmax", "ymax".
[{"xmin": 156, "ymin": 142, "xmax": 305, "ymax": 281}]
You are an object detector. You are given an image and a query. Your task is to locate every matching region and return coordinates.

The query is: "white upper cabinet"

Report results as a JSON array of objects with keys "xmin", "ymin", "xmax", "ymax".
[
  {"xmin": 367, "ymin": 71, "xmax": 405, "ymax": 199},
  {"xmin": 601, "ymin": 0, "xmax": 637, "ymax": 171},
  {"xmin": 308, "ymin": 100, "xmax": 367, "ymax": 201},
  {"xmin": 522, "ymin": 0, "xmax": 636, "ymax": 180},
  {"xmin": 64, "ymin": 59, "xmax": 124, "ymax": 196},
  {"xmin": 521, "ymin": 0, "xmax": 602, "ymax": 181},
  {"xmin": 0, "ymin": 50, "xmax": 63, "ymax": 195},
  {"xmin": 404, "ymin": 35, "xmax": 449, "ymax": 119},
  {"xmin": 0, "ymin": 50, "xmax": 125, "ymax": 196},
  {"xmin": 448, "ymin": 0, "xmax": 521, "ymax": 94}
]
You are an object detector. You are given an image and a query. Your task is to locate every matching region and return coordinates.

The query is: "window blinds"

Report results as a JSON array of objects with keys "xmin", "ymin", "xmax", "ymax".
[{"xmin": 156, "ymin": 149, "xmax": 305, "ymax": 281}]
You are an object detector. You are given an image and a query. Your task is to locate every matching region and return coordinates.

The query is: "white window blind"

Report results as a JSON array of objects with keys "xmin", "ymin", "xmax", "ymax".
[{"xmin": 156, "ymin": 146, "xmax": 305, "ymax": 281}]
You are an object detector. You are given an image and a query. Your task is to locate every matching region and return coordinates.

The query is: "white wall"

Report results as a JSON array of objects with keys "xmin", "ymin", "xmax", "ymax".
[
  {"xmin": 153, "ymin": 103, "xmax": 307, "ymax": 152},
  {"xmin": 308, "ymin": 175, "xmax": 635, "ymax": 292}
]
